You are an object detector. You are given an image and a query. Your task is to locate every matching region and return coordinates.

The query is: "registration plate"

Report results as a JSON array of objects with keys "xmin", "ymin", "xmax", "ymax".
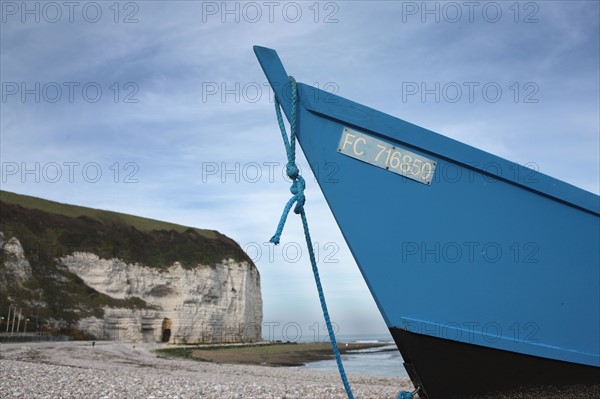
[{"xmin": 338, "ymin": 128, "xmax": 437, "ymax": 185}]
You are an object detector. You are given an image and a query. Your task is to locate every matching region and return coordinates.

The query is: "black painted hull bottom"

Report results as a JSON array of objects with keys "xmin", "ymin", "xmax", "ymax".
[{"xmin": 390, "ymin": 327, "xmax": 600, "ymax": 399}]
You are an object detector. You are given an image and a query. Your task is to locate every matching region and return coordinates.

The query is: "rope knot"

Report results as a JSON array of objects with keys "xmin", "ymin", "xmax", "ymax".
[
  {"xmin": 290, "ymin": 175, "xmax": 305, "ymax": 194},
  {"xmin": 286, "ymin": 162, "xmax": 299, "ymax": 180},
  {"xmin": 269, "ymin": 76, "xmax": 304, "ymax": 245},
  {"xmin": 291, "ymin": 175, "xmax": 306, "ymax": 214}
]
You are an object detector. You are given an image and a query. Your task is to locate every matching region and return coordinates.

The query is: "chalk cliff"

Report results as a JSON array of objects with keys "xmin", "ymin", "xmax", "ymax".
[
  {"xmin": 0, "ymin": 190, "xmax": 262, "ymax": 343},
  {"xmin": 63, "ymin": 253, "xmax": 262, "ymax": 343}
]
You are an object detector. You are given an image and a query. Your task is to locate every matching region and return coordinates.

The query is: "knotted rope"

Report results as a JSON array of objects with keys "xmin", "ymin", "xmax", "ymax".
[
  {"xmin": 269, "ymin": 76, "xmax": 354, "ymax": 399},
  {"xmin": 268, "ymin": 76, "xmax": 414, "ymax": 399}
]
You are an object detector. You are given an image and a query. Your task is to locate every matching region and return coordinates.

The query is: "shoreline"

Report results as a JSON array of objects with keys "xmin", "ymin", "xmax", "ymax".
[{"xmin": 155, "ymin": 341, "xmax": 395, "ymax": 367}]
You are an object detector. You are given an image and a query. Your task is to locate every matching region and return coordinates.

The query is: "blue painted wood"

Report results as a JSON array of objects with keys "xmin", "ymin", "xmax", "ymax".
[
  {"xmin": 254, "ymin": 46, "xmax": 294, "ymax": 121},
  {"xmin": 298, "ymin": 83, "xmax": 599, "ymax": 216},
  {"xmin": 256, "ymin": 47, "xmax": 600, "ymax": 370}
]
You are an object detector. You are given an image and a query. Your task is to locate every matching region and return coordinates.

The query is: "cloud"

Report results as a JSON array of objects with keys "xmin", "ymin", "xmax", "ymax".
[{"xmin": 2, "ymin": 1, "xmax": 598, "ymax": 335}]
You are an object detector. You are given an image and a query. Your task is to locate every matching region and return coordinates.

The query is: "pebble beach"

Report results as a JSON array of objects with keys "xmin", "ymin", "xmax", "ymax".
[{"xmin": 0, "ymin": 341, "xmax": 412, "ymax": 399}]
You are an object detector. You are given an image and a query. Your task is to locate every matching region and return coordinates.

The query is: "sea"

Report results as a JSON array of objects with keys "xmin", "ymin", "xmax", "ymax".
[{"xmin": 272, "ymin": 332, "xmax": 408, "ymax": 378}]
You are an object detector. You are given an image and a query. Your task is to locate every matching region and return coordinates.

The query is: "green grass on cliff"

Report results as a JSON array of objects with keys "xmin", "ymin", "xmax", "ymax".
[
  {"xmin": 0, "ymin": 190, "xmax": 251, "ymax": 268},
  {"xmin": 0, "ymin": 190, "xmax": 216, "ymax": 238}
]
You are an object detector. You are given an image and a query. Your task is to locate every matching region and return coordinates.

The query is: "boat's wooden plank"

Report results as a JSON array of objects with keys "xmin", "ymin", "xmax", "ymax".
[{"xmin": 297, "ymin": 82, "xmax": 600, "ymax": 216}]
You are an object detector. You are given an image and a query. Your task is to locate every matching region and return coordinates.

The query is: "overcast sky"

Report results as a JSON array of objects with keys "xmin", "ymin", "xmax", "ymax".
[{"xmin": 1, "ymin": 1, "xmax": 598, "ymax": 339}]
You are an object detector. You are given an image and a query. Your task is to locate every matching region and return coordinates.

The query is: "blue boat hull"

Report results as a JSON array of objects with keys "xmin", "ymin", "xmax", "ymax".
[{"xmin": 255, "ymin": 46, "xmax": 600, "ymax": 398}]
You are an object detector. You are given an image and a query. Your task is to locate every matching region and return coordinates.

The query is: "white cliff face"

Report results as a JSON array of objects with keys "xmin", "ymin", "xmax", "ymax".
[
  {"xmin": 61, "ymin": 252, "xmax": 262, "ymax": 343},
  {"xmin": 0, "ymin": 234, "xmax": 33, "ymax": 284}
]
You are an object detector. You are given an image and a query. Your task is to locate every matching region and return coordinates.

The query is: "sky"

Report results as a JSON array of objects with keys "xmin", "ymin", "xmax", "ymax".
[{"xmin": 1, "ymin": 1, "xmax": 599, "ymax": 340}]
